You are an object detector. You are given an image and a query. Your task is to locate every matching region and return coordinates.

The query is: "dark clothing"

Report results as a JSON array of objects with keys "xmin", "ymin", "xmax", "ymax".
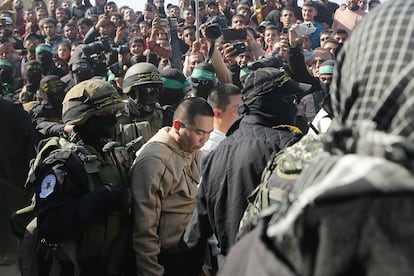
[
  {"xmin": 315, "ymin": 1, "xmax": 339, "ymax": 27},
  {"xmin": 30, "ymin": 101, "xmax": 64, "ymax": 138},
  {"xmin": 183, "ymin": 114, "xmax": 301, "ymax": 257},
  {"xmin": 30, "ymin": 134, "xmax": 131, "ymax": 275},
  {"xmin": 287, "ymin": 45, "xmax": 320, "ymax": 88},
  {"xmin": 0, "ymin": 97, "xmax": 38, "ymax": 266},
  {"xmin": 228, "ymin": 63, "xmax": 242, "ymax": 89}
]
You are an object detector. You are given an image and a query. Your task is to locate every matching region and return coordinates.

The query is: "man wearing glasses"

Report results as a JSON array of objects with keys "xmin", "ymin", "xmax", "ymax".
[{"xmin": 130, "ymin": 97, "xmax": 214, "ymax": 276}]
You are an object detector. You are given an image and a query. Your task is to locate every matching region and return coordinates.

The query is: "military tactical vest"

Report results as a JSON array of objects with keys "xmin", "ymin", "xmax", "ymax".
[
  {"xmin": 116, "ymin": 106, "xmax": 163, "ymax": 148},
  {"xmin": 237, "ymin": 134, "xmax": 324, "ymax": 240},
  {"xmin": 23, "ymin": 136, "xmax": 127, "ymax": 276}
]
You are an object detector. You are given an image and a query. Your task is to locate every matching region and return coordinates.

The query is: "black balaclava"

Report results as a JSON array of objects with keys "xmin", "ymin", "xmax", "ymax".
[
  {"xmin": 190, "ymin": 62, "xmax": 216, "ymax": 100},
  {"xmin": 71, "ymin": 60, "xmax": 94, "ymax": 84},
  {"xmin": 39, "ymin": 75, "xmax": 65, "ymax": 108},
  {"xmin": 0, "ymin": 61, "xmax": 13, "ymax": 96},
  {"xmin": 239, "ymin": 67, "xmax": 311, "ymax": 127},
  {"xmin": 318, "ymin": 60, "xmax": 335, "ymax": 95},
  {"xmin": 35, "ymin": 44, "xmax": 53, "ymax": 75},
  {"xmin": 160, "ymin": 68, "xmax": 188, "ymax": 106},
  {"xmin": 25, "ymin": 60, "xmax": 43, "ymax": 94},
  {"xmin": 75, "ymin": 113, "xmax": 118, "ymax": 150},
  {"xmin": 128, "ymin": 83, "xmax": 163, "ymax": 117}
]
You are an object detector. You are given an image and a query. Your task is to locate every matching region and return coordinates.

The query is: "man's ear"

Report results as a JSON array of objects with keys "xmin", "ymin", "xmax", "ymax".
[
  {"xmin": 172, "ymin": 119, "xmax": 181, "ymax": 131},
  {"xmin": 213, "ymin": 108, "xmax": 221, "ymax": 118}
]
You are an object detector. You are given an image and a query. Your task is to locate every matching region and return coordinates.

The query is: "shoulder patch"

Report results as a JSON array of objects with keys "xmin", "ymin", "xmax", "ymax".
[{"xmin": 39, "ymin": 174, "xmax": 57, "ymax": 198}]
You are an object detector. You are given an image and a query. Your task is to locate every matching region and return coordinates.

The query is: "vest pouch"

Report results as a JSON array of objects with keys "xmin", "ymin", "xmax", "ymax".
[
  {"xmin": 77, "ymin": 213, "xmax": 122, "ymax": 269},
  {"xmin": 120, "ymin": 121, "xmax": 152, "ymax": 146}
]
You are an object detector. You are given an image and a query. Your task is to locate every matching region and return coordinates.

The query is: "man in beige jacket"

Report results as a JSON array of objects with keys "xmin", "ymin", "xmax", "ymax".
[{"xmin": 130, "ymin": 97, "xmax": 214, "ymax": 276}]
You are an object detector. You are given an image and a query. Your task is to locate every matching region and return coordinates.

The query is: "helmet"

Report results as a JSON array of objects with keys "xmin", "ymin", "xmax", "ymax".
[
  {"xmin": 39, "ymin": 75, "xmax": 64, "ymax": 94},
  {"xmin": 62, "ymin": 79, "xmax": 125, "ymax": 125},
  {"xmin": 122, "ymin": 62, "xmax": 163, "ymax": 94}
]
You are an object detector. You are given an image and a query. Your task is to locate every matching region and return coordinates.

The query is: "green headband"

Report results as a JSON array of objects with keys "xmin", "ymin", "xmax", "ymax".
[
  {"xmin": 319, "ymin": 65, "xmax": 334, "ymax": 75},
  {"xmin": 239, "ymin": 67, "xmax": 252, "ymax": 79},
  {"xmin": 162, "ymin": 77, "xmax": 190, "ymax": 90},
  {"xmin": 36, "ymin": 44, "xmax": 52, "ymax": 55},
  {"xmin": 0, "ymin": 60, "xmax": 12, "ymax": 68},
  {"xmin": 191, "ymin": 68, "xmax": 215, "ymax": 81}
]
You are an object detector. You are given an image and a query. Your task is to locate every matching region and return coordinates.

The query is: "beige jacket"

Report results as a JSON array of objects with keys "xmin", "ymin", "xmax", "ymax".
[{"xmin": 130, "ymin": 127, "xmax": 199, "ymax": 276}]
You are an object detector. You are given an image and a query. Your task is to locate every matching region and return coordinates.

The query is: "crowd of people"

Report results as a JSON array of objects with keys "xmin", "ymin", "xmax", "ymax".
[{"xmin": 6, "ymin": 0, "xmax": 414, "ymax": 275}]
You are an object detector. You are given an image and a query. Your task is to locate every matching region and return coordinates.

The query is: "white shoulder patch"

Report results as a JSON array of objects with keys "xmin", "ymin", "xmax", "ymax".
[{"xmin": 39, "ymin": 174, "xmax": 57, "ymax": 199}]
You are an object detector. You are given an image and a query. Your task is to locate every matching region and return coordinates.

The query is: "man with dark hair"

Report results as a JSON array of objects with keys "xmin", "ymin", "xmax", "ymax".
[
  {"xmin": 77, "ymin": 17, "xmax": 94, "ymax": 40},
  {"xmin": 182, "ymin": 7, "xmax": 195, "ymax": 25},
  {"xmin": 181, "ymin": 24, "xmax": 196, "ymax": 50},
  {"xmin": 322, "ymin": 37, "xmax": 339, "ymax": 57},
  {"xmin": 332, "ymin": 28, "xmax": 348, "ymax": 45},
  {"xmin": 40, "ymin": 17, "xmax": 68, "ymax": 54},
  {"xmin": 130, "ymin": 97, "xmax": 214, "ymax": 276},
  {"xmin": 197, "ymin": 83, "xmax": 242, "ymax": 274},
  {"xmin": 301, "ymin": 1, "xmax": 324, "ymax": 49},
  {"xmin": 199, "ymin": 84, "xmax": 242, "ymax": 159}
]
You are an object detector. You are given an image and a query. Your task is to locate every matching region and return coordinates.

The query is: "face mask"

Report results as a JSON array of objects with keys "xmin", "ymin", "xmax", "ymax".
[
  {"xmin": 72, "ymin": 69, "xmax": 93, "ymax": 84},
  {"xmin": 128, "ymin": 85, "xmax": 162, "ymax": 116},
  {"xmin": 45, "ymin": 92, "xmax": 65, "ymax": 108},
  {"xmin": 320, "ymin": 81, "xmax": 331, "ymax": 94},
  {"xmin": 26, "ymin": 70, "xmax": 42, "ymax": 84},
  {"xmin": 49, "ymin": 65, "xmax": 67, "ymax": 78},
  {"xmin": 77, "ymin": 113, "xmax": 118, "ymax": 149},
  {"xmin": 190, "ymin": 79, "xmax": 214, "ymax": 100},
  {"xmin": 0, "ymin": 66, "xmax": 13, "ymax": 84}
]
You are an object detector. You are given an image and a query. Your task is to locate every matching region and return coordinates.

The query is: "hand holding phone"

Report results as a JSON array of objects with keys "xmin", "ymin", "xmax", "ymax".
[
  {"xmin": 230, "ymin": 42, "xmax": 247, "ymax": 56},
  {"xmin": 295, "ymin": 22, "xmax": 316, "ymax": 37}
]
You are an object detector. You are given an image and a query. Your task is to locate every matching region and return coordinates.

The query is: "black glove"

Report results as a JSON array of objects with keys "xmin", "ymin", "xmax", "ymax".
[{"xmin": 78, "ymin": 183, "xmax": 131, "ymax": 221}]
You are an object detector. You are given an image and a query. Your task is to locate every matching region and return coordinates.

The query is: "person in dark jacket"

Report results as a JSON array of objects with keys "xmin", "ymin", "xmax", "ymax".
[
  {"xmin": 30, "ymin": 75, "xmax": 72, "ymax": 138},
  {"xmin": 181, "ymin": 67, "xmax": 310, "ymax": 267},
  {"xmin": 0, "ymin": 95, "xmax": 39, "ymax": 275}
]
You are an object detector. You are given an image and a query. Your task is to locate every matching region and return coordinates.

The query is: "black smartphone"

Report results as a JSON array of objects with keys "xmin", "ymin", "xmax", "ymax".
[
  {"xmin": 231, "ymin": 42, "xmax": 247, "ymax": 56},
  {"xmin": 222, "ymin": 28, "xmax": 247, "ymax": 42}
]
